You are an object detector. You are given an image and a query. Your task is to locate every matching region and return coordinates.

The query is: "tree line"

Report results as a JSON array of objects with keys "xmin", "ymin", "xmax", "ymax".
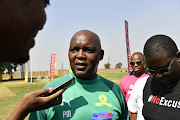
[{"xmin": 104, "ymin": 62, "xmax": 122, "ymax": 69}]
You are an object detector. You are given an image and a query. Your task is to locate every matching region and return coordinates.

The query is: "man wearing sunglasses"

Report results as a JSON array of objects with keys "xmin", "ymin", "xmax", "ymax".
[
  {"xmin": 120, "ymin": 52, "xmax": 149, "ymax": 117},
  {"xmin": 142, "ymin": 35, "xmax": 180, "ymax": 120}
]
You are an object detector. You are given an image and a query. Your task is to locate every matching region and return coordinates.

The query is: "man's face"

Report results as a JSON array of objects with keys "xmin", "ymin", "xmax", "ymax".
[
  {"xmin": 68, "ymin": 33, "xmax": 103, "ymax": 80},
  {"xmin": 130, "ymin": 54, "xmax": 145, "ymax": 77},
  {"xmin": 145, "ymin": 50, "xmax": 180, "ymax": 85},
  {"xmin": 0, "ymin": 0, "xmax": 48, "ymax": 63}
]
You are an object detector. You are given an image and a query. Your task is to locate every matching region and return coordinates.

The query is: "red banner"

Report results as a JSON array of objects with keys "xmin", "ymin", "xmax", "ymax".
[
  {"xmin": 125, "ymin": 20, "xmax": 132, "ymax": 72},
  {"xmin": 50, "ymin": 54, "xmax": 56, "ymax": 80}
]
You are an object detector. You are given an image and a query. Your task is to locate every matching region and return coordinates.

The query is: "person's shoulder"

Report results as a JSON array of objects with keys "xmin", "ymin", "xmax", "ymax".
[
  {"xmin": 100, "ymin": 75, "xmax": 120, "ymax": 88},
  {"xmin": 121, "ymin": 72, "xmax": 131, "ymax": 81},
  {"xmin": 134, "ymin": 75, "xmax": 149, "ymax": 87},
  {"xmin": 141, "ymin": 72, "xmax": 149, "ymax": 77},
  {"xmin": 123, "ymin": 72, "xmax": 131, "ymax": 77},
  {"xmin": 100, "ymin": 76, "xmax": 113, "ymax": 83},
  {"xmin": 43, "ymin": 73, "xmax": 71, "ymax": 89}
]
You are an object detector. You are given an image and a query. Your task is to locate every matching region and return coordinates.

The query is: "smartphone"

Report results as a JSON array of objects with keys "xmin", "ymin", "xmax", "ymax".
[{"xmin": 45, "ymin": 77, "xmax": 75, "ymax": 96}]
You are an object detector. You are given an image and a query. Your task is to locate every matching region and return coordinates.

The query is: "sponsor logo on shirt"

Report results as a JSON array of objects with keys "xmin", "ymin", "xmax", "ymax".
[
  {"xmin": 95, "ymin": 94, "xmax": 112, "ymax": 107},
  {"xmin": 63, "ymin": 110, "xmax": 71, "ymax": 118},
  {"xmin": 147, "ymin": 95, "xmax": 180, "ymax": 109},
  {"xmin": 62, "ymin": 98, "xmax": 72, "ymax": 118},
  {"xmin": 62, "ymin": 98, "xmax": 72, "ymax": 107}
]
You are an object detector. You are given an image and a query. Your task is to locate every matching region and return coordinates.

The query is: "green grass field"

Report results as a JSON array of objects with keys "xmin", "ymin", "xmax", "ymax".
[{"xmin": 0, "ymin": 72, "xmax": 127, "ymax": 120}]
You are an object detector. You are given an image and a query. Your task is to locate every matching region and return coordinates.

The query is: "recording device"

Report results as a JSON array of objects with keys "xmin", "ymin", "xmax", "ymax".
[{"xmin": 45, "ymin": 77, "xmax": 75, "ymax": 96}]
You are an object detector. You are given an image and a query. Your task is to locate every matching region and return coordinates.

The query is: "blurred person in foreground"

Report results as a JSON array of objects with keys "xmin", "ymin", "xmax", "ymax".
[
  {"xmin": 0, "ymin": 0, "xmax": 66, "ymax": 120},
  {"xmin": 142, "ymin": 35, "xmax": 180, "ymax": 120},
  {"xmin": 29, "ymin": 30, "xmax": 130, "ymax": 120},
  {"xmin": 120, "ymin": 52, "xmax": 149, "ymax": 117}
]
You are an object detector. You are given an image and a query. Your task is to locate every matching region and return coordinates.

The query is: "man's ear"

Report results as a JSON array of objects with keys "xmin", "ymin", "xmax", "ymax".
[
  {"xmin": 176, "ymin": 51, "xmax": 180, "ymax": 62},
  {"xmin": 99, "ymin": 49, "xmax": 104, "ymax": 61}
]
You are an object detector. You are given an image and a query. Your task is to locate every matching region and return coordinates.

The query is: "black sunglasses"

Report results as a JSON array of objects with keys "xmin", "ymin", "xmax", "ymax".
[
  {"xmin": 147, "ymin": 57, "xmax": 174, "ymax": 76},
  {"xmin": 130, "ymin": 61, "xmax": 143, "ymax": 66}
]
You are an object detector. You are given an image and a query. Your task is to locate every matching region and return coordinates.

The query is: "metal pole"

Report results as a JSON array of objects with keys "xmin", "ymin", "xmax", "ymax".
[{"xmin": 30, "ymin": 51, "xmax": 32, "ymax": 83}]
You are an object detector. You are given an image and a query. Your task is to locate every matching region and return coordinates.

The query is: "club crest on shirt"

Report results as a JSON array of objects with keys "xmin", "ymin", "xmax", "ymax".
[{"xmin": 95, "ymin": 94, "xmax": 112, "ymax": 107}]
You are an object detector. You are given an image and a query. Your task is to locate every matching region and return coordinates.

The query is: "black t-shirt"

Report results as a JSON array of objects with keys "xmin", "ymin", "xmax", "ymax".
[{"xmin": 142, "ymin": 75, "xmax": 180, "ymax": 120}]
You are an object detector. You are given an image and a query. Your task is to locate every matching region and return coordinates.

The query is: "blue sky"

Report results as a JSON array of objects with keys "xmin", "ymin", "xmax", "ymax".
[{"xmin": 30, "ymin": 0, "xmax": 180, "ymax": 71}]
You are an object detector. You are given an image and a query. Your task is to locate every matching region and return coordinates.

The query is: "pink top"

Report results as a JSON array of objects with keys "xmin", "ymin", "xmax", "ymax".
[
  {"xmin": 120, "ymin": 72, "xmax": 148, "ymax": 117},
  {"xmin": 120, "ymin": 72, "xmax": 149, "ymax": 103}
]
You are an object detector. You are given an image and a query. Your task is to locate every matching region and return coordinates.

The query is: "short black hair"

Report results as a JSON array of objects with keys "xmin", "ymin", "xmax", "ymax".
[{"xmin": 143, "ymin": 35, "xmax": 178, "ymax": 58}]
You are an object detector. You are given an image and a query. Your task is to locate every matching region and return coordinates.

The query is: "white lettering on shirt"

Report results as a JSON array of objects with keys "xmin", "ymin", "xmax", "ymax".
[{"xmin": 147, "ymin": 95, "xmax": 180, "ymax": 109}]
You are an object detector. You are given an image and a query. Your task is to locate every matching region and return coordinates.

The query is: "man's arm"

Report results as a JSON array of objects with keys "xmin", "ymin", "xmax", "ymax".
[
  {"xmin": 8, "ymin": 87, "xmax": 66, "ymax": 120},
  {"xmin": 128, "ymin": 76, "xmax": 149, "ymax": 120},
  {"xmin": 131, "ymin": 113, "xmax": 137, "ymax": 120}
]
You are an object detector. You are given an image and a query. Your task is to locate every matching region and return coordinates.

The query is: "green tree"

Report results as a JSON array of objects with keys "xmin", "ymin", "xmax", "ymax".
[
  {"xmin": 115, "ymin": 62, "xmax": 122, "ymax": 68},
  {"xmin": 0, "ymin": 62, "xmax": 18, "ymax": 80},
  {"xmin": 104, "ymin": 62, "xmax": 110, "ymax": 69}
]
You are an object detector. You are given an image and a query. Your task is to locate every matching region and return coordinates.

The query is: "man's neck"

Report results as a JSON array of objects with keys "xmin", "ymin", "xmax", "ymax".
[{"xmin": 133, "ymin": 71, "xmax": 145, "ymax": 77}]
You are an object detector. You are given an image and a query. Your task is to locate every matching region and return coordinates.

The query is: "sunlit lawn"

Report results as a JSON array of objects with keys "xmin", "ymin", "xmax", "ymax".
[
  {"xmin": 0, "ymin": 80, "xmax": 48, "ymax": 120},
  {"xmin": 0, "ymin": 72, "xmax": 127, "ymax": 120},
  {"xmin": 99, "ymin": 72, "xmax": 128, "ymax": 86}
]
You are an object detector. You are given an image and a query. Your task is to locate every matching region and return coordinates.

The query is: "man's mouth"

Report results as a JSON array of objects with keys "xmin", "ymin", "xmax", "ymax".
[
  {"xmin": 133, "ymin": 68, "xmax": 139, "ymax": 72},
  {"xmin": 30, "ymin": 38, "xmax": 35, "ymax": 48},
  {"xmin": 75, "ymin": 63, "xmax": 87, "ymax": 70},
  {"xmin": 30, "ymin": 31, "xmax": 38, "ymax": 48}
]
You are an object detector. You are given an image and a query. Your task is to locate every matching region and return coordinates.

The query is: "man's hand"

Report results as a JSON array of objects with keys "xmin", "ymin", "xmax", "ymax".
[
  {"xmin": 131, "ymin": 113, "xmax": 137, "ymax": 120},
  {"xmin": 8, "ymin": 87, "xmax": 66, "ymax": 120}
]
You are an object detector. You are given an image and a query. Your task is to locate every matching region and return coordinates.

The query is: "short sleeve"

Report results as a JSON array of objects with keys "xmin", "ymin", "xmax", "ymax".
[
  {"xmin": 127, "ymin": 76, "xmax": 149, "ymax": 113},
  {"xmin": 128, "ymin": 85, "xmax": 139, "ymax": 113}
]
